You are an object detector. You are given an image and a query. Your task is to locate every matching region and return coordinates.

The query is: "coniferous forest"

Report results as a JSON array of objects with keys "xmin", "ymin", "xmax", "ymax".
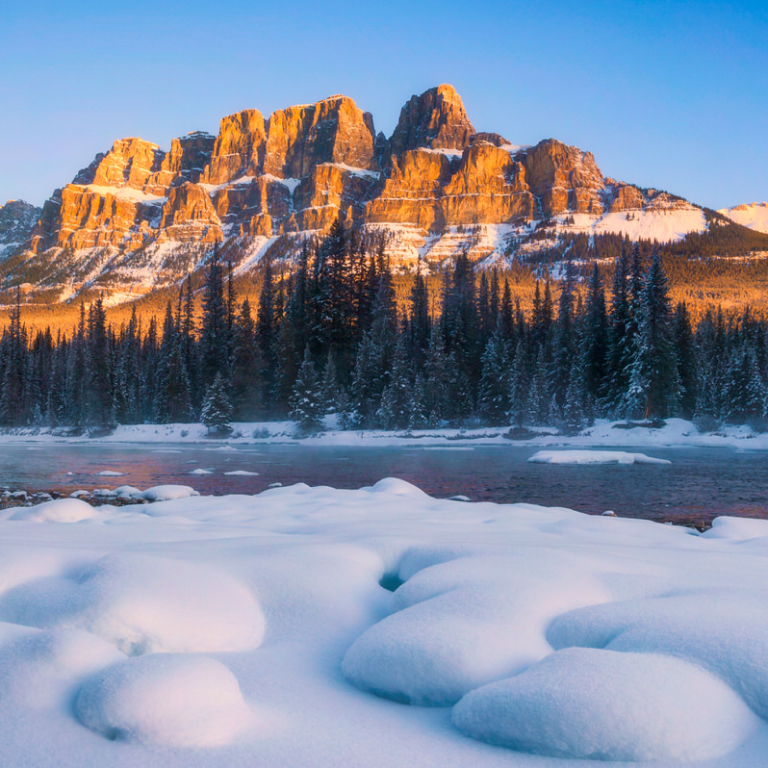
[{"xmin": 1, "ymin": 217, "xmax": 767, "ymax": 437}]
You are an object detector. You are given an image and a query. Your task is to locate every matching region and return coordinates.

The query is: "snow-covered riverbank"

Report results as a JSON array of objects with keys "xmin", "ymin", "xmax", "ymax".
[
  {"xmin": 2, "ymin": 417, "xmax": 768, "ymax": 451},
  {"xmin": 1, "ymin": 479, "xmax": 768, "ymax": 766}
]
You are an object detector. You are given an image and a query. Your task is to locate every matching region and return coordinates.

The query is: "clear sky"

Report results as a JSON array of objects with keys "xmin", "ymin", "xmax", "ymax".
[{"xmin": 1, "ymin": 0, "xmax": 766, "ymax": 210}]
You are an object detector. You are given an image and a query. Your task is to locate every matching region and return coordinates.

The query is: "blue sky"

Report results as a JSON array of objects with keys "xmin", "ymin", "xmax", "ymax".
[{"xmin": 1, "ymin": 0, "xmax": 766, "ymax": 209}]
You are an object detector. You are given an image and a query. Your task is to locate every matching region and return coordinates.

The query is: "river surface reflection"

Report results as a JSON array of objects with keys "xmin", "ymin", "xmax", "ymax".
[{"xmin": 1, "ymin": 442, "xmax": 766, "ymax": 526}]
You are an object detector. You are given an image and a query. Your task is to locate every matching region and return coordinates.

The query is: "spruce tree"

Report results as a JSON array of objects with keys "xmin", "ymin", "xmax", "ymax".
[
  {"xmin": 625, "ymin": 253, "xmax": 680, "ymax": 419},
  {"xmin": 229, "ymin": 299, "xmax": 262, "ymax": 420},
  {"xmin": 201, "ymin": 372, "xmax": 233, "ymax": 437},
  {"xmin": 290, "ymin": 348, "xmax": 325, "ymax": 436},
  {"xmin": 200, "ymin": 247, "xmax": 228, "ymax": 391}
]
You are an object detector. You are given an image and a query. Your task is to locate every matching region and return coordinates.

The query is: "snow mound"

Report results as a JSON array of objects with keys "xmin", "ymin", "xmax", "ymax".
[
  {"xmin": 704, "ymin": 516, "xmax": 768, "ymax": 540},
  {"xmin": 97, "ymin": 471, "xmax": 124, "ymax": 477},
  {"xmin": 224, "ymin": 470, "xmax": 259, "ymax": 476},
  {"xmin": 367, "ymin": 477, "xmax": 430, "ymax": 497},
  {"xmin": 75, "ymin": 654, "xmax": 253, "ymax": 746},
  {"xmin": 0, "ymin": 553, "xmax": 265, "ymax": 655},
  {"xmin": 342, "ymin": 555, "xmax": 608, "ymax": 705},
  {"xmin": 190, "ymin": 468, "xmax": 213, "ymax": 475},
  {"xmin": 0, "ymin": 628, "xmax": 123, "ymax": 708},
  {"xmin": 452, "ymin": 647, "xmax": 759, "ymax": 761},
  {"xmin": 113, "ymin": 485, "xmax": 142, "ymax": 498},
  {"xmin": 10, "ymin": 498, "xmax": 101, "ymax": 523},
  {"xmin": 528, "ymin": 450, "xmax": 671, "ymax": 465},
  {"xmin": 141, "ymin": 485, "xmax": 199, "ymax": 501},
  {"xmin": 548, "ymin": 590, "xmax": 768, "ymax": 720}
]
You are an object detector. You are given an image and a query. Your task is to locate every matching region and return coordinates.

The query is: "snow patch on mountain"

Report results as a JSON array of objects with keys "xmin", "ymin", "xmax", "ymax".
[{"xmin": 718, "ymin": 202, "xmax": 768, "ymax": 234}]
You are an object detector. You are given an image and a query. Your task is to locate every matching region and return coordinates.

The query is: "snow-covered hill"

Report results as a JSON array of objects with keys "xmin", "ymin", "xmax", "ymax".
[{"xmin": 718, "ymin": 202, "xmax": 768, "ymax": 234}]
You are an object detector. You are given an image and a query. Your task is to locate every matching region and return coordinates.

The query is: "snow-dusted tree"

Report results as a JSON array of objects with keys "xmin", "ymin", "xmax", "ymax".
[
  {"xmin": 200, "ymin": 246, "xmax": 228, "ymax": 391},
  {"xmin": 320, "ymin": 352, "xmax": 341, "ymax": 414},
  {"xmin": 407, "ymin": 375, "xmax": 428, "ymax": 432},
  {"xmin": 625, "ymin": 254, "xmax": 680, "ymax": 419},
  {"xmin": 200, "ymin": 372, "xmax": 233, "ymax": 437},
  {"xmin": 290, "ymin": 348, "xmax": 325, "ymax": 436},
  {"xmin": 477, "ymin": 327, "xmax": 510, "ymax": 425},
  {"xmin": 579, "ymin": 262, "xmax": 609, "ymax": 418},
  {"xmin": 376, "ymin": 337, "xmax": 412, "ymax": 430},
  {"xmin": 229, "ymin": 299, "xmax": 262, "ymax": 420},
  {"xmin": 562, "ymin": 361, "xmax": 586, "ymax": 435},
  {"xmin": 508, "ymin": 339, "xmax": 528, "ymax": 428}
]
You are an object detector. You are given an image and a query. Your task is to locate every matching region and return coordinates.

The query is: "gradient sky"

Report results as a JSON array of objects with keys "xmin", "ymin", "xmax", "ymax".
[{"xmin": 1, "ymin": 0, "xmax": 766, "ymax": 210}]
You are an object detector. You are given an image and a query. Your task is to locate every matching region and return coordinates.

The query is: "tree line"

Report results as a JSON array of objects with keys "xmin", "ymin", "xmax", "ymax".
[{"xmin": 1, "ymin": 217, "xmax": 767, "ymax": 436}]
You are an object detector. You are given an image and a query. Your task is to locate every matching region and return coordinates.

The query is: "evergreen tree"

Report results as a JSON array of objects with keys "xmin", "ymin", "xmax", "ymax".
[
  {"xmin": 290, "ymin": 348, "xmax": 325, "ymax": 436},
  {"xmin": 579, "ymin": 262, "xmax": 609, "ymax": 419},
  {"xmin": 201, "ymin": 372, "xmax": 233, "ymax": 437},
  {"xmin": 477, "ymin": 327, "xmax": 510, "ymax": 425},
  {"xmin": 625, "ymin": 254, "xmax": 680, "ymax": 419},
  {"xmin": 257, "ymin": 256, "xmax": 277, "ymax": 403},
  {"xmin": 376, "ymin": 337, "xmax": 412, "ymax": 430},
  {"xmin": 229, "ymin": 299, "xmax": 262, "ymax": 420},
  {"xmin": 200, "ymin": 247, "xmax": 228, "ymax": 390}
]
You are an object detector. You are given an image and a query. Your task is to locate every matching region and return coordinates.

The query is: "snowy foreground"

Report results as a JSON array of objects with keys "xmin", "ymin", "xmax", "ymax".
[{"xmin": 2, "ymin": 481, "xmax": 768, "ymax": 766}]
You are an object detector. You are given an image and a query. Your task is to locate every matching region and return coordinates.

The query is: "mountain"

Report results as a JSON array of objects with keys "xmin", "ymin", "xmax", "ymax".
[
  {"xmin": 718, "ymin": 202, "xmax": 768, "ymax": 234},
  {"xmin": 0, "ymin": 85, "xmax": 730, "ymax": 306},
  {"xmin": 0, "ymin": 200, "xmax": 40, "ymax": 261}
]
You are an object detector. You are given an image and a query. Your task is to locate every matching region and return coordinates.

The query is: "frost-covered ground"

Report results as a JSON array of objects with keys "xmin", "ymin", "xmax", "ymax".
[
  {"xmin": 3, "ymin": 417, "xmax": 768, "ymax": 451},
  {"xmin": 2, "ymin": 479, "xmax": 768, "ymax": 766}
]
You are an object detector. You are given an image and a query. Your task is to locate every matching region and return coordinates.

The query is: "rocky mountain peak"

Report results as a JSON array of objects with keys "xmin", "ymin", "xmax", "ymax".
[
  {"xmin": 201, "ymin": 109, "xmax": 268, "ymax": 185},
  {"xmin": 3, "ymin": 85, "xmax": 719, "ymax": 306},
  {"xmin": 389, "ymin": 84, "xmax": 476, "ymax": 157}
]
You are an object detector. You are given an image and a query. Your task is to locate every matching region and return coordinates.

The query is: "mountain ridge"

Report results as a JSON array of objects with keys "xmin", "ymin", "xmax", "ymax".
[{"xmin": 0, "ymin": 85, "xmax": 763, "ymax": 307}]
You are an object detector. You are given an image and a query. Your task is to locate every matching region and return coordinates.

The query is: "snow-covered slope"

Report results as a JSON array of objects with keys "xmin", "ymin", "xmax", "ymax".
[
  {"xmin": 1, "ymin": 479, "xmax": 768, "ymax": 765},
  {"xmin": 718, "ymin": 202, "xmax": 768, "ymax": 234}
]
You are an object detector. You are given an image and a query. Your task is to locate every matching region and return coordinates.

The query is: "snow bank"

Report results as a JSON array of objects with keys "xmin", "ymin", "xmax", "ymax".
[
  {"xmin": 528, "ymin": 449, "xmax": 671, "ymax": 464},
  {"xmin": 453, "ymin": 647, "xmax": 759, "ymax": 761},
  {"xmin": 75, "ymin": 654, "xmax": 253, "ymax": 746},
  {"xmin": 548, "ymin": 590, "xmax": 768, "ymax": 721},
  {"xmin": 704, "ymin": 516, "xmax": 768, "ymax": 541},
  {"xmin": 141, "ymin": 485, "xmax": 199, "ymax": 501},
  {"xmin": 9, "ymin": 498, "xmax": 103, "ymax": 523},
  {"xmin": 0, "ymin": 479, "xmax": 767, "ymax": 766},
  {"xmin": 342, "ymin": 555, "xmax": 610, "ymax": 705},
  {"xmin": 0, "ymin": 553, "xmax": 265, "ymax": 655},
  {"xmin": 0, "ymin": 628, "xmax": 123, "ymax": 708}
]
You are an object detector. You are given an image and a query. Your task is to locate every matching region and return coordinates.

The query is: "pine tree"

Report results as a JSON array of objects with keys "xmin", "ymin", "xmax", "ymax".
[
  {"xmin": 257, "ymin": 256, "xmax": 277, "ymax": 404},
  {"xmin": 320, "ymin": 352, "xmax": 342, "ymax": 414},
  {"xmin": 200, "ymin": 247, "xmax": 228, "ymax": 390},
  {"xmin": 376, "ymin": 337, "xmax": 412, "ymax": 430},
  {"xmin": 477, "ymin": 327, "xmax": 510, "ymax": 425},
  {"xmin": 201, "ymin": 372, "xmax": 233, "ymax": 437},
  {"xmin": 229, "ymin": 299, "xmax": 262, "ymax": 420},
  {"xmin": 579, "ymin": 262, "xmax": 609, "ymax": 419},
  {"xmin": 625, "ymin": 253, "xmax": 680, "ymax": 419},
  {"xmin": 289, "ymin": 348, "xmax": 325, "ymax": 436},
  {"xmin": 508, "ymin": 339, "xmax": 529, "ymax": 428},
  {"xmin": 408, "ymin": 266, "xmax": 430, "ymax": 373},
  {"xmin": 0, "ymin": 288, "xmax": 27, "ymax": 425}
]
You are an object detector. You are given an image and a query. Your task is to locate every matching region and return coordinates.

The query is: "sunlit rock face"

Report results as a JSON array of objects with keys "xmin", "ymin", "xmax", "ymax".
[{"xmin": 7, "ymin": 84, "xmax": 710, "ymax": 305}]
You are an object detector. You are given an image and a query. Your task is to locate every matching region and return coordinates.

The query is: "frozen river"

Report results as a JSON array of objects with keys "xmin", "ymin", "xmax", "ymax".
[{"xmin": 1, "ymin": 442, "xmax": 767, "ymax": 526}]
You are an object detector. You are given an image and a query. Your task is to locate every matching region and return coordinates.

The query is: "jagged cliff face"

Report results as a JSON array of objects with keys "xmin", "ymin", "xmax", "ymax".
[{"xmin": 4, "ymin": 85, "xmax": 709, "ymax": 305}]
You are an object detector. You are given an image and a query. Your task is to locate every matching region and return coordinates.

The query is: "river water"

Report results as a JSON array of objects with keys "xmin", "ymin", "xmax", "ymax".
[{"xmin": 1, "ymin": 442, "xmax": 767, "ymax": 527}]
